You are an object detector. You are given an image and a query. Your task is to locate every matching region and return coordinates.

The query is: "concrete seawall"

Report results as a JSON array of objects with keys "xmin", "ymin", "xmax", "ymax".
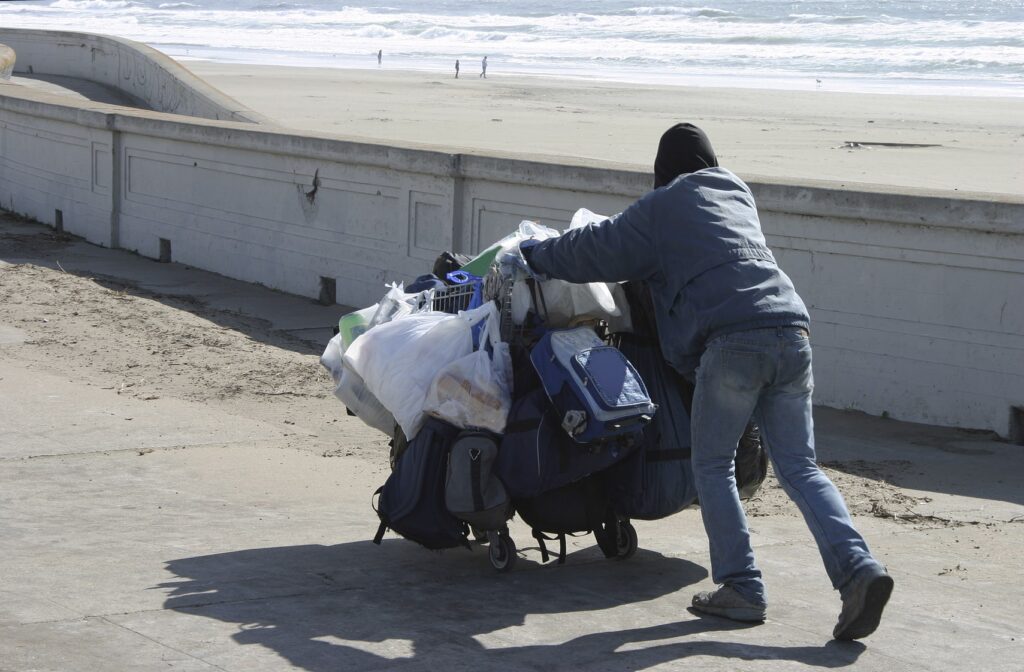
[
  {"xmin": 0, "ymin": 29, "xmax": 266, "ymax": 123},
  {"xmin": 0, "ymin": 51, "xmax": 1021, "ymax": 439}
]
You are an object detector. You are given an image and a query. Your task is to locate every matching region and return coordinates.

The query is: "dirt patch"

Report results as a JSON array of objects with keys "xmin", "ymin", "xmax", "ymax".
[
  {"xmin": 0, "ymin": 217, "xmax": 374, "ymax": 456},
  {"xmin": 0, "ymin": 263, "xmax": 326, "ymax": 404},
  {"xmin": 743, "ymin": 458, "xmax": 959, "ymax": 527}
]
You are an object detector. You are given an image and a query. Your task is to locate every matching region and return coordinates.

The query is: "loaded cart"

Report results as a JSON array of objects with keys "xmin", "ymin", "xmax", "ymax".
[{"xmin": 321, "ymin": 215, "xmax": 767, "ymax": 572}]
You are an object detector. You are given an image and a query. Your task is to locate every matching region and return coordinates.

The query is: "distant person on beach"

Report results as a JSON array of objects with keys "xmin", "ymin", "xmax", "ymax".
[
  {"xmin": 513, "ymin": 123, "xmax": 894, "ymax": 642},
  {"xmin": 455, "ymin": 59, "xmax": 460, "ymax": 78},
  {"xmin": 377, "ymin": 49, "xmax": 382, "ymax": 66},
  {"xmin": 480, "ymin": 56, "xmax": 487, "ymax": 78}
]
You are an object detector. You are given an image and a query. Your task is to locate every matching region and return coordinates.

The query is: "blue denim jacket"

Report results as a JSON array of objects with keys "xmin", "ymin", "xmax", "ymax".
[{"xmin": 522, "ymin": 167, "xmax": 810, "ymax": 376}]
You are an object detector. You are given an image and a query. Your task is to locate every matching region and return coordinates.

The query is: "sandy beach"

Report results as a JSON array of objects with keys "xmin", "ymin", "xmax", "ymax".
[{"xmin": 187, "ymin": 62, "xmax": 1024, "ymax": 198}]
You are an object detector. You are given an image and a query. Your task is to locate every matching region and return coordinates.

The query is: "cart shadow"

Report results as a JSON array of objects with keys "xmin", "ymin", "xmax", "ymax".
[{"xmin": 160, "ymin": 540, "xmax": 865, "ymax": 670}]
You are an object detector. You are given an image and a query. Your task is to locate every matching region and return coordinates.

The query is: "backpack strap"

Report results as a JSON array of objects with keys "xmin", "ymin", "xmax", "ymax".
[
  {"xmin": 527, "ymin": 277, "xmax": 549, "ymax": 324},
  {"xmin": 584, "ymin": 478, "xmax": 620, "ymax": 559},
  {"xmin": 646, "ymin": 448, "xmax": 690, "ymax": 462},
  {"xmin": 531, "ymin": 530, "xmax": 569, "ymax": 564},
  {"xmin": 372, "ymin": 486, "xmax": 387, "ymax": 545},
  {"xmin": 469, "ymin": 447, "xmax": 484, "ymax": 512},
  {"xmin": 533, "ymin": 529, "xmax": 550, "ymax": 564}
]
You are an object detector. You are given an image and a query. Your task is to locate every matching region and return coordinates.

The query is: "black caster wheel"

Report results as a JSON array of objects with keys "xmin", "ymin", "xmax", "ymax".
[
  {"xmin": 615, "ymin": 520, "xmax": 638, "ymax": 560},
  {"xmin": 488, "ymin": 533, "xmax": 517, "ymax": 572}
]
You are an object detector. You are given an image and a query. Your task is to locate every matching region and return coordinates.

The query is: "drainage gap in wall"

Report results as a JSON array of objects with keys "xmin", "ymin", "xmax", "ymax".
[
  {"xmin": 159, "ymin": 238, "xmax": 172, "ymax": 263},
  {"xmin": 54, "ymin": 209, "xmax": 63, "ymax": 233},
  {"xmin": 318, "ymin": 276, "xmax": 336, "ymax": 306},
  {"xmin": 1011, "ymin": 406, "xmax": 1024, "ymax": 446}
]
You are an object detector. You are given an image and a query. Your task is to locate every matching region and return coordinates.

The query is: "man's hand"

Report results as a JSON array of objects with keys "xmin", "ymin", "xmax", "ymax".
[
  {"xmin": 498, "ymin": 249, "xmax": 533, "ymax": 279},
  {"xmin": 498, "ymin": 239, "xmax": 543, "ymax": 280}
]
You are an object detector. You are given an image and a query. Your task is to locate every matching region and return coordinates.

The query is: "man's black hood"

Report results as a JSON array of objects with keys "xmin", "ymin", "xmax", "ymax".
[{"xmin": 653, "ymin": 123, "xmax": 719, "ymax": 189}]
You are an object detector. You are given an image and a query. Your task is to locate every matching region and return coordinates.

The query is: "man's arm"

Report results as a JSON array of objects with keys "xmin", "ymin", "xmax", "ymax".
[{"xmin": 523, "ymin": 196, "xmax": 658, "ymax": 284}]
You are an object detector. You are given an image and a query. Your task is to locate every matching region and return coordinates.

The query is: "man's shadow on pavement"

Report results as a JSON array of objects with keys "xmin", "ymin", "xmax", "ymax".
[{"xmin": 160, "ymin": 540, "xmax": 865, "ymax": 671}]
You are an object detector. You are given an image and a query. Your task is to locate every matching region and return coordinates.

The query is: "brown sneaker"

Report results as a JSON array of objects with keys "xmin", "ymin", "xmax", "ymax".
[
  {"xmin": 833, "ymin": 565, "xmax": 894, "ymax": 640},
  {"xmin": 691, "ymin": 585, "xmax": 767, "ymax": 623}
]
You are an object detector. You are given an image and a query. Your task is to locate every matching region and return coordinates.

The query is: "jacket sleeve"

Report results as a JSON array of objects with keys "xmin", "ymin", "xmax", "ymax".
[{"xmin": 523, "ymin": 196, "xmax": 658, "ymax": 284}]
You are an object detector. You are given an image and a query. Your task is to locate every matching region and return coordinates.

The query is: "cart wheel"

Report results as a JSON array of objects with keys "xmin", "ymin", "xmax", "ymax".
[
  {"xmin": 489, "ymin": 533, "xmax": 517, "ymax": 572},
  {"xmin": 615, "ymin": 520, "xmax": 638, "ymax": 560}
]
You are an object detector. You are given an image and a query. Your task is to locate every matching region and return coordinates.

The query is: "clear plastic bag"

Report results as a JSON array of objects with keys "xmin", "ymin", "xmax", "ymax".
[
  {"xmin": 423, "ymin": 303, "xmax": 512, "ymax": 433},
  {"xmin": 369, "ymin": 282, "xmax": 432, "ymax": 328}
]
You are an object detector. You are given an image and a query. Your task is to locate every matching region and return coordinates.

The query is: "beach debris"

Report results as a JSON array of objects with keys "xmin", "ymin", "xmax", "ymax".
[
  {"xmin": 839, "ymin": 141, "xmax": 942, "ymax": 150},
  {"xmin": 938, "ymin": 563, "xmax": 968, "ymax": 579}
]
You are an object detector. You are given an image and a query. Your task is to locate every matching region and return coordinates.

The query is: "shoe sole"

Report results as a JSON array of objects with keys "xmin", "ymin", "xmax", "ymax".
[
  {"xmin": 691, "ymin": 604, "xmax": 766, "ymax": 623},
  {"xmin": 834, "ymin": 574, "xmax": 894, "ymax": 640}
]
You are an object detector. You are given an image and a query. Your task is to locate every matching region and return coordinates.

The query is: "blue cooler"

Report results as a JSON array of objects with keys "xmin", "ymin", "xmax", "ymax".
[{"xmin": 530, "ymin": 327, "xmax": 656, "ymax": 444}]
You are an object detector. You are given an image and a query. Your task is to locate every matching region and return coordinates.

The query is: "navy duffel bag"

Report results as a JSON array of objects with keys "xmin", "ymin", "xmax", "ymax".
[{"xmin": 495, "ymin": 387, "xmax": 637, "ymax": 500}]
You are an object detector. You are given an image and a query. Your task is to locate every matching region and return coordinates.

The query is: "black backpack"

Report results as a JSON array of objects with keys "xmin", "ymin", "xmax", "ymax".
[
  {"xmin": 514, "ymin": 475, "xmax": 622, "ymax": 564},
  {"xmin": 373, "ymin": 418, "xmax": 469, "ymax": 550}
]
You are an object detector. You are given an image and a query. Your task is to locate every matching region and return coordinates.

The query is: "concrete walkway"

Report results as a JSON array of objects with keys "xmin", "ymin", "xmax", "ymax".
[
  {"xmin": 9, "ymin": 73, "xmax": 148, "ymax": 108},
  {"xmin": 0, "ymin": 214, "xmax": 1021, "ymax": 671}
]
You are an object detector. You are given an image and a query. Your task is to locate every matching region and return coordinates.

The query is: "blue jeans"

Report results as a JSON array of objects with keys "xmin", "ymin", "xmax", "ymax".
[{"xmin": 691, "ymin": 327, "xmax": 878, "ymax": 605}]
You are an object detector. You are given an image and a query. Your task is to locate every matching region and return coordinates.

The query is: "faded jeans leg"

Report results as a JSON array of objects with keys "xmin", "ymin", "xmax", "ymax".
[
  {"xmin": 754, "ymin": 335, "xmax": 878, "ymax": 591},
  {"xmin": 691, "ymin": 339, "xmax": 767, "ymax": 605}
]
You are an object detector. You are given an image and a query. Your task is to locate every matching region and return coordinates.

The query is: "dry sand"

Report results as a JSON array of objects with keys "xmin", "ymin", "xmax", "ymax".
[{"xmin": 187, "ymin": 62, "xmax": 1024, "ymax": 197}]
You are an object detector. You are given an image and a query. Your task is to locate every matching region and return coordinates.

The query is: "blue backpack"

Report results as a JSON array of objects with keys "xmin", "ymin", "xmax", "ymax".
[
  {"xmin": 373, "ymin": 418, "xmax": 469, "ymax": 550},
  {"xmin": 530, "ymin": 327, "xmax": 656, "ymax": 445},
  {"xmin": 495, "ymin": 388, "xmax": 637, "ymax": 500}
]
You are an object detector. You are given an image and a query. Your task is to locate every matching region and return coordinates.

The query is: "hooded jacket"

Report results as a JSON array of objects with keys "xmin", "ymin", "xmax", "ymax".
[{"xmin": 522, "ymin": 167, "xmax": 809, "ymax": 377}]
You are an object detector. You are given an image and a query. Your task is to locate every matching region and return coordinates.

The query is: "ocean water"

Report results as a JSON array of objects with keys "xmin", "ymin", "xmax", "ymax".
[{"xmin": 1, "ymin": 0, "xmax": 1022, "ymax": 95}]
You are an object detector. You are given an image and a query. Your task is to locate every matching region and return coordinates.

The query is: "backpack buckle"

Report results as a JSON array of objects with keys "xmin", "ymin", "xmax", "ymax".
[{"xmin": 561, "ymin": 410, "xmax": 587, "ymax": 436}]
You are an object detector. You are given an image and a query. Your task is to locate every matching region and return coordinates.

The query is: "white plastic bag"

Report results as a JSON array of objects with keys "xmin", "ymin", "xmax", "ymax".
[
  {"xmin": 343, "ymin": 303, "xmax": 494, "ymax": 439},
  {"xmin": 319, "ymin": 280, "xmax": 436, "ymax": 438},
  {"xmin": 539, "ymin": 278, "xmax": 619, "ymax": 327},
  {"xmin": 320, "ymin": 332, "xmax": 397, "ymax": 437},
  {"xmin": 335, "ymin": 361, "xmax": 397, "ymax": 437},
  {"xmin": 423, "ymin": 303, "xmax": 512, "ymax": 433},
  {"xmin": 320, "ymin": 332, "xmax": 346, "ymax": 382}
]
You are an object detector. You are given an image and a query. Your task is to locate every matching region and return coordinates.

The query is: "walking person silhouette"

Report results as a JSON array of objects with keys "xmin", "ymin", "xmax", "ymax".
[{"xmin": 480, "ymin": 56, "xmax": 487, "ymax": 78}]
